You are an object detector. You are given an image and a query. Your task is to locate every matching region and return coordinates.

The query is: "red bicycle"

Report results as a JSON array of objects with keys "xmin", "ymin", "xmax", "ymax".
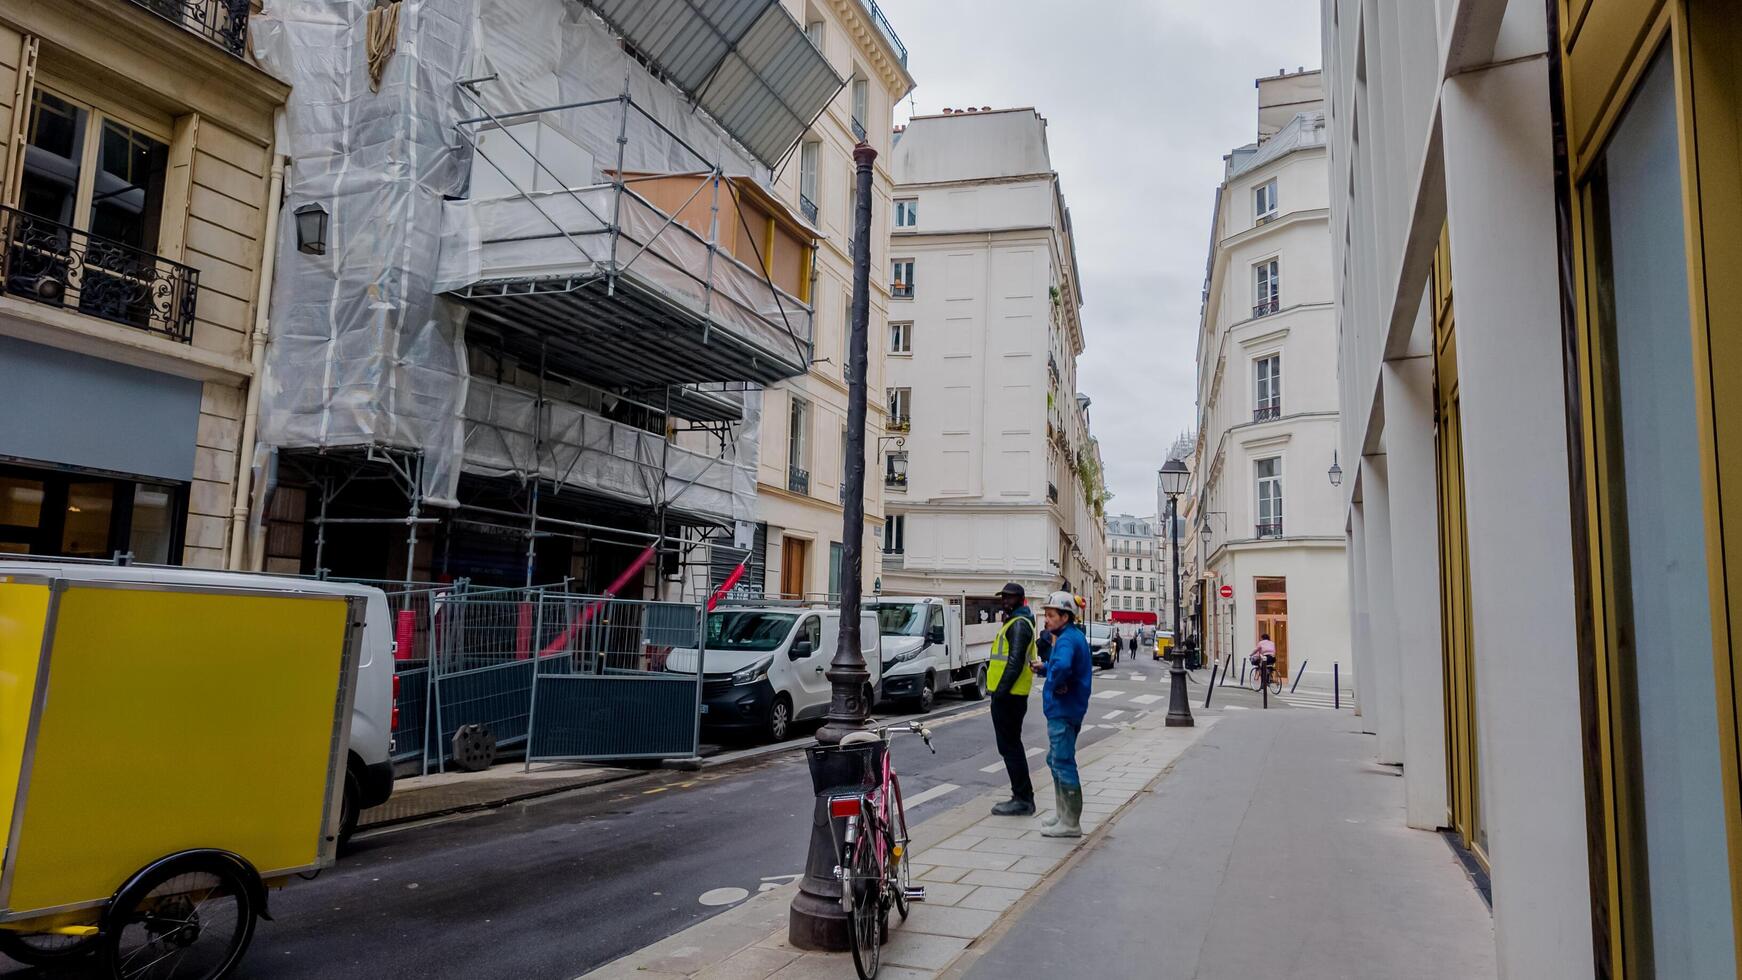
[{"xmin": 810, "ymin": 721, "xmax": 934, "ymax": 979}]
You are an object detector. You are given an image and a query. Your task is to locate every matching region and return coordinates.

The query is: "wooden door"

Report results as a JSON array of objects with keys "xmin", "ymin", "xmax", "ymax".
[
  {"xmin": 780, "ymin": 537, "xmax": 809, "ymax": 599},
  {"xmin": 1254, "ymin": 576, "xmax": 1288, "ymax": 677}
]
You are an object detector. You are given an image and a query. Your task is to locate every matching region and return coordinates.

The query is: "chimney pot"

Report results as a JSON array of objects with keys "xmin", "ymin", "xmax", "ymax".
[{"xmin": 982, "ymin": 106, "xmax": 992, "ymax": 111}]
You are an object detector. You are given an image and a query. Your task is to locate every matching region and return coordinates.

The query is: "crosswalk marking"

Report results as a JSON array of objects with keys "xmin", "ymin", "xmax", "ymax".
[
  {"xmin": 1092, "ymin": 690, "xmax": 1121, "ymax": 700},
  {"xmin": 1025, "ymin": 746, "xmax": 1043, "ymax": 757},
  {"xmin": 903, "ymin": 783, "xmax": 960, "ymax": 808},
  {"xmin": 1102, "ymin": 709, "xmax": 1126, "ymax": 720},
  {"xmin": 1127, "ymin": 673, "xmax": 1145, "ymax": 682},
  {"xmin": 1278, "ymin": 690, "xmax": 1347, "ymax": 710},
  {"xmin": 1130, "ymin": 694, "xmax": 1163, "ymax": 705},
  {"xmin": 979, "ymin": 761, "xmax": 1005, "ymax": 773}
]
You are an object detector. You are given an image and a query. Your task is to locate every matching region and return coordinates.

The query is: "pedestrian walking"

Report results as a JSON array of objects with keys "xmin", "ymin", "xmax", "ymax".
[
  {"xmin": 987, "ymin": 583, "xmax": 1038, "ymax": 816},
  {"xmin": 1033, "ymin": 591, "xmax": 1092, "ymax": 838}
]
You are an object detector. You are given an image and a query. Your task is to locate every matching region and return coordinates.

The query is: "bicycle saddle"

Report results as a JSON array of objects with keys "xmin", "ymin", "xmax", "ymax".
[{"xmin": 840, "ymin": 730, "xmax": 880, "ymax": 746}]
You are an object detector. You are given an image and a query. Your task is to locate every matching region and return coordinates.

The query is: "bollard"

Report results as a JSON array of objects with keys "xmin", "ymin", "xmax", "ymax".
[
  {"xmin": 1204, "ymin": 663, "xmax": 1218, "ymax": 708},
  {"xmin": 1334, "ymin": 663, "xmax": 1341, "ymax": 710},
  {"xmin": 1262, "ymin": 674, "xmax": 1268, "ymax": 710},
  {"xmin": 1290, "ymin": 659, "xmax": 1308, "ymax": 694}
]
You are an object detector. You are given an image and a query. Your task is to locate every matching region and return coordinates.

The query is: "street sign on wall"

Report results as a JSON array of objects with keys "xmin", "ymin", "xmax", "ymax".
[{"xmin": 1219, "ymin": 584, "xmax": 1234, "ymax": 599}]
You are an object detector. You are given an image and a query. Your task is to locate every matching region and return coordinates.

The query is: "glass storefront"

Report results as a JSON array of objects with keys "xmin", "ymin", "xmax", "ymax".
[{"xmin": 0, "ymin": 463, "xmax": 185, "ymax": 563}]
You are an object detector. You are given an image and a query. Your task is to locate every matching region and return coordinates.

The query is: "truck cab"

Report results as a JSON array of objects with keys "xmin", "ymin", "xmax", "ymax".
[{"xmin": 870, "ymin": 596, "xmax": 994, "ymax": 712}]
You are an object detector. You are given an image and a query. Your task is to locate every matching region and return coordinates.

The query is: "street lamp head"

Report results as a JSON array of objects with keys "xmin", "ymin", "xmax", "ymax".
[
  {"xmin": 1158, "ymin": 457, "xmax": 1190, "ymax": 497},
  {"xmin": 1328, "ymin": 450, "xmax": 1344, "ymax": 488},
  {"xmin": 1199, "ymin": 521, "xmax": 1211, "ymax": 544}
]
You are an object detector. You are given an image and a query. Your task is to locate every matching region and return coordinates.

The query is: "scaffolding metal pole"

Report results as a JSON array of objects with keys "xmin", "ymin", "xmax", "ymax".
[{"xmin": 606, "ymin": 74, "xmax": 632, "ymax": 298}]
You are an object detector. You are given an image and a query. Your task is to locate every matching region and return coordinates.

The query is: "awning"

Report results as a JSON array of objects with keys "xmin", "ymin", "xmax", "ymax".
[
  {"xmin": 583, "ymin": 0, "xmax": 846, "ymax": 169},
  {"xmin": 1110, "ymin": 611, "xmax": 1157, "ymax": 625}
]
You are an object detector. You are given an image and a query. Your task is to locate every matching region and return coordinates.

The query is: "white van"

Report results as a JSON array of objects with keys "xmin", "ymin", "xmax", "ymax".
[
  {"xmin": 0, "ymin": 561, "xmax": 395, "ymax": 845},
  {"xmin": 665, "ymin": 605, "xmax": 882, "ymax": 742},
  {"xmin": 870, "ymin": 596, "xmax": 994, "ymax": 712}
]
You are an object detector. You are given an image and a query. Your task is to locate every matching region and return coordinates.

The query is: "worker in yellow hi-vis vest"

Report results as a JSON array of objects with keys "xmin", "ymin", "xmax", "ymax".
[{"xmin": 987, "ymin": 582, "xmax": 1039, "ymax": 816}]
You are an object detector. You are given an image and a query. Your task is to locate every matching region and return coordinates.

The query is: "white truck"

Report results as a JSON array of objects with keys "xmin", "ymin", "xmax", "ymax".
[{"xmin": 870, "ymin": 596, "xmax": 996, "ymax": 712}]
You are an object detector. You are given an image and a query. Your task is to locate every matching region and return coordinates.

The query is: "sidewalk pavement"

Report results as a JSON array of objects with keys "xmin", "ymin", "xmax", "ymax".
[
  {"xmin": 579, "ymin": 707, "xmax": 1219, "ymax": 979},
  {"xmin": 359, "ymin": 761, "xmax": 639, "ymax": 829},
  {"xmin": 579, "ymin": 701, "xmax": 1495, "ymax": 980},
  {"xmin": 957, "ymin": 707, "xmax": 1496, "ymax": 980}
]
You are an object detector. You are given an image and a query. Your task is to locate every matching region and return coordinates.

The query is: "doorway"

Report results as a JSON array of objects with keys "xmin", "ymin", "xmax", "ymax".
[
  {"xmin": 781, "ymin": 536, "xmax": 810, "ymax": 599},
  {"xmin": 1253, "ymin": 576, "xmax": 1288, "ymax": 677}
]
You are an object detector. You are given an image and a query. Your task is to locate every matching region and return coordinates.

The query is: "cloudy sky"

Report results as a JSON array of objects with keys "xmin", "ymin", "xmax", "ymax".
[{"xmin": 877, "ymin": 0, "xmax": 1322, "ymax": 518}]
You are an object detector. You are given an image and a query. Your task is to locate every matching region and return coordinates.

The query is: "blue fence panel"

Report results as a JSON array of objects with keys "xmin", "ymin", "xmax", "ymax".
[
  {"xmin": 391, "ymin": 664, "xmax": 431, "ymax": 765},
  {"xmin": 433, "ymin": 659, "xmax": 538, "ymax": 759},
  {"xmin": 527, "ymin": 674, "xmax": 701, "ymax": 760}
]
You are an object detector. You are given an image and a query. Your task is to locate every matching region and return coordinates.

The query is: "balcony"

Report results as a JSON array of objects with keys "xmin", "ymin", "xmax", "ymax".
[
  {"xmin": 129, "ymin": 0, "xmax": 249, "ymax": 59},
  {"xmin": 857, "ymin": 0, "xmax": 909, "ymax": 66},
  {"xmin": 800, "ymin": 193, "xmax": 818, "ymax": 224},
  {"xmin": 1253, "ymin": 403, "xmax": 1281, "ymax": 422},
  {"xmin": 789, "ymin": 465, "xmax": 811, "ymax": 495},
  {"xmin": 884, "ymin": 471, "xmax": 908, "ymax": 490},
  {"xmin": 887, "ymin": 415, "xmax": 910, "ymax": 433},
  {"xmin": 1047, "ymin": 482, "xmax": 1060, "ymax": 504},
  {"xmin": 1256, "ymin": 521, "xmax": 1284, "ymax": 539},
  {"xmin": 891, "ymin": 280, "xmax": 912, "ymax": 299},
  {"xmin": 0, "ymin": 206, "xmax": 199, "ymax": 344},
  {"xmin": 1047, "ymin": 352, "xmax": 1060, "ymax": 389},
  {"xmin": 1253, "ymin": 296, "xmax": 1279, "ymax": 319}
]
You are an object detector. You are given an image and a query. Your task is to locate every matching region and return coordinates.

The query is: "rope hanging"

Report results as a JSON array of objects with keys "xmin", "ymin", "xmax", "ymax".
[{"xmin": 366, "ymin": 0, "xmax": 401, "ymax": 92}]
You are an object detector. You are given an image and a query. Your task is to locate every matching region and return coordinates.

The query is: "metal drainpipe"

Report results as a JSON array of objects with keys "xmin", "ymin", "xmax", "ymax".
[{"xmin": 228, "ymin": 116, "xmax": 287, "ymax": 570}]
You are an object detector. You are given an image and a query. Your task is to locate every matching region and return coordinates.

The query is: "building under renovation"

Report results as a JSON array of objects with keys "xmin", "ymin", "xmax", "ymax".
[{"xmin": 243, "ymin": 0, "xmax": 845, "ymax": 597}]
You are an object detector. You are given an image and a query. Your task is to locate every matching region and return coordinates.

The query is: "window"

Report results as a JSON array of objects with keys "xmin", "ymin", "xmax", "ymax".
[
  {"xmin": 1254, "ymin": 178, "xmax": 1278, "ymax": 221},
  {"xmin": 1254, "ymin": 259, "xmax": 1279, "ymax": 317},
  {"xmin": 1256, "ymin": 457, "xmax": 1282, "ymax": 537},
  {"xmin": 788, "ymin": 397, "xmax": 811, "ymax": 493},
  {"xmin": 850, "ymin": 77, "xmax": 869, "ymax": 141},
  {"xmin": 840, "ymin": 424, "xmax": 848, "ymax": 502},
  {"xmin": 0, "ymin": 464, "xmax": 185, "ymax": 562},
  {"xmin": 884, "ymin": 514, "xmax": 905, "ymax": 554},
  {"xmin": 887, "ymin": 387, "xmax": 911, "ymax": 430},
  {"xmin": 844, "ymin": 162, "xmax": 856, "ymax": 235},
  {"xmin": 1255, "ymin": 354, "xmax": 1281, "ymax": 420},
  {"xmin": 894, "ymin": 198, "xmax": 918, "ymax": 228},
  {"xmin": 889, "ymin": 321, "xmax": 912, "ymax": 354},
  {"xmin": 805, "ymin": 19, "xmax": 824, "ymax": 52},
  {"xmin": 799, "ymin": 142, "xmax": 819, "ymax": 223},
  {"xmin": 891, "ymin": 259, "xmax": 914, "ymax": 298},
  {"xmin": 828, "ymin": 541, "xmax": 843, "ymax": 601}
]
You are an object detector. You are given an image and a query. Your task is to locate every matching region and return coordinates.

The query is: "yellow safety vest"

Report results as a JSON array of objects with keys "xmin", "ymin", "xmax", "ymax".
[{"xmin": 987, "ymin": 613, "xmax": 1037, "ymax": 696}]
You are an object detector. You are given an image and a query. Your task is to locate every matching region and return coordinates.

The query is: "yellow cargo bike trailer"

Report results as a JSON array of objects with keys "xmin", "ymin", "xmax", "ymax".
[{"xmin": 0, "ymin": 571, "xmax": 366, "ymax": 979}]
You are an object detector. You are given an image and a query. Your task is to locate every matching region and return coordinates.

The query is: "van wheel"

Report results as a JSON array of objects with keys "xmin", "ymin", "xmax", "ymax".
[
  {"xmin": 963, "ymin": 664, "xmax": 987, "ymax": 701},
  {"xmin": 767, "ymin": 695, "xmax": 794, "ymax": 743},
  {"xmin": 916, "ymin": 677, "xmax": 935, "ymax": 713}
]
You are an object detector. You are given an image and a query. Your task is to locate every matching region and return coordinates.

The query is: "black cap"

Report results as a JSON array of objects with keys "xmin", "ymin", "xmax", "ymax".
[{"xmin": 996, "ymin": 582, "xmax": 1025, "ymax": 598}]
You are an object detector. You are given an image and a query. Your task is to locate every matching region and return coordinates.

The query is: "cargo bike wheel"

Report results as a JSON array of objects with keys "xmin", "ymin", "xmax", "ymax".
[
  {"xmin": 102, "ymin": 850, "xmax": 265, "ymax": 980},
  {"xmin": 0, "ymin": 929, "xmax": 100, "ymax": 967}
]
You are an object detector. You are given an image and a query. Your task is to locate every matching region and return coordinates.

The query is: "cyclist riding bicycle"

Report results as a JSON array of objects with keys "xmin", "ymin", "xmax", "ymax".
[{"xmin": 1249, "ymin": 633, "xmax": 1277, "ymax": 670}]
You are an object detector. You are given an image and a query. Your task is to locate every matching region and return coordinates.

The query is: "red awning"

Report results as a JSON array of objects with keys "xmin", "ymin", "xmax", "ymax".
[{"xmin": 1109, "ymin": 611, "xmax": 1156, "ymax": 625}]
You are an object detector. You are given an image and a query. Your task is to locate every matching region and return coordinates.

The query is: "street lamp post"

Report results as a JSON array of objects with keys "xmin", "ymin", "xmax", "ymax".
[
  {"xmin": 1158, "ymin": 458, "xmax": 1193, "ymax": 727},
  {"xmin": 790, "ymin": 142, "xmax": 878, "ymax": 950}
]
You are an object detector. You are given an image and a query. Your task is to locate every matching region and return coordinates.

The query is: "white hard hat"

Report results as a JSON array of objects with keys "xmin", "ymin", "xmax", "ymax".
[{"xmin": 1041, "ymin": 591, "xmax": 1079, "ymax": 618}]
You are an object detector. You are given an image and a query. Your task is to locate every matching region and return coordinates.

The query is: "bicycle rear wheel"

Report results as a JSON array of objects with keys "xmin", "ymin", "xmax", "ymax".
[
  {"xmin": 889, "ymin": 790, "xmax": 913, "ymax": 921},
  {"xmin": 1271, "ymin": 672, "xmax": 1285, "ymax": 696},
  {"xmin": 848, "ymin": 832, "xmax": 883, "ymax": 980}
]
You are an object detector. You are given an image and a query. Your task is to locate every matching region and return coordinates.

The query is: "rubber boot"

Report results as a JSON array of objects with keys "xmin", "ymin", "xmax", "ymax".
[
  {"xmin": 990, "ymin": 796, "xmax": 1035, "ymax": 817},
  {"xmin": 1041, "ymin": 784, "xmax": 1083, "ymax": 838},
  {"xmin": 1039, "ymin": 783, "xmax": 1064, "ymax": 830}
]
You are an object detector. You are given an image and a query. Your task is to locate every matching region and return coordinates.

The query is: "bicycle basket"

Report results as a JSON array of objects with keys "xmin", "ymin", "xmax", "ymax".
[{"xmin": 805, "ymin": 741, "xmax": 887, "ymax": 793}]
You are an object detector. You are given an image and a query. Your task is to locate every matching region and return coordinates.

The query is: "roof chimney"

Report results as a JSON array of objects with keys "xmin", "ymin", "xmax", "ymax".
[
  {"xmin": 981, "ymin": 106, "xmax": 992, "ymax": 111},
  {"xmin": 966, "ymin": 106, "xmax": 978, "ymax": 113}
]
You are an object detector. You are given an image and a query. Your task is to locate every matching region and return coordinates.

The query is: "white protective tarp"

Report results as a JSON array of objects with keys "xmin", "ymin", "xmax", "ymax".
[{"xmin": 253, "ymin": 0, "xmax": 475, "ymax": 505}]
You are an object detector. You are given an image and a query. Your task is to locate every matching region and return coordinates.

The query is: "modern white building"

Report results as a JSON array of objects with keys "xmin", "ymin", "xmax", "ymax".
[
  {"xmin": 1191, "ymin": 69, "xmax": 1347, "ymax": 686},
  {"xmin": 1327, "ymin": 0, "xmax": 1742, "ymax": 976},
  {"xmin": 754, "ymin": 0, "xmax": 914, "ymax": 601},
  {"xmin": 1103, "ymin": 514, "xmax": 1160, "ymax": 627},
  {"xmin": 879, "ymin": 107, "xmax": 1107, "ymax": 606}
]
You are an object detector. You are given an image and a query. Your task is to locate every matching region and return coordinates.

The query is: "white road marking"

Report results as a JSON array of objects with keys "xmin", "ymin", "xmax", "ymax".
[
  {"xmin": 1130, "ymin": 694, "xmax": 1163, "ymax": 705},
  {"xmin": 1225, "ymin": 705, "xmax": 1249, "ymax": 711},
  {"xmin": 1128, "ymin": 673, "xmax": 1145, "ymax": 682},
  {"xmin": 1092, "ymin": 690, "xmax": 1122, "ymax": 700},
  {"xmin": 1102, "ymin": 710, "xmax": 1126, "ymax": 720},
  {"xmin": 902, "ymin": 783, "xmax": 960, "ymax": 808},
  {"xmin": 698, "ymin": 886, "xmax": 750, "ymax": 906},
  {"xmin": 979, "ymin": 761, "xmax": 1006, "ymax": 773},
  {"xmin": 1025, "ymin": 747, "xmax": 1043, "ymax": 757}
]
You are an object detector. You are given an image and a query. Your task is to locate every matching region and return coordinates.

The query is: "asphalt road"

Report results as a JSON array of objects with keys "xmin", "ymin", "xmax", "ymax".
[{"xmin": 1, "ymin": 653, "xmax": 1185, "ymax": 980}]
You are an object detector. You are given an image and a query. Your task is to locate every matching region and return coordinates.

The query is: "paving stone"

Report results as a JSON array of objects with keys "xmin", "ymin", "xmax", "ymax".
[
  {"xmin": 918, "ymin": 865, "xmax": 968, "ymax": 883},
  {"xmin": 881, "ymin": 931, "xmax": 971, "ymax": 971},
  {"xmin": 963, "ymin": 824, "xmax": 1031, "ymax": 840},
  {"xmin": 910, "ymin": 848, "xmax": 1020, "ymax": 871},
  {"xmin": 909, "ymin": 880, "xmax": 976, "ymax": 906},
  {"xmin": 1007, "ymin": 855, "xmax": 1062, "ymax": 875},
  {"xmin": 959, "ymin": 868, "xmax": 1044, "ymax": 890},
  {"xmin": 695, "ymin": 945, "xmax": 801, "ymax": 980},
  {"xmin": 955, "ymin": 885, "xmax": 1025, "ymax": 913},
  {"xmin": 902, "ymin": 904, "xmax": 1001, "ymax": 940},
  {"xmin": 968, "ymin": 836, "xmax": 1078, "ymax": 859},
  {"xmin": 935, "ymin": 833, "xmax": 986, "ymax": 851}
]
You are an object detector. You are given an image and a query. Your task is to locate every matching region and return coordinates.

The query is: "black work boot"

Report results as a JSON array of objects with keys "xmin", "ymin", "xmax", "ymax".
[{"xmin": 990, "ymin": 796, "xmax": 1036, "ymax": 816}]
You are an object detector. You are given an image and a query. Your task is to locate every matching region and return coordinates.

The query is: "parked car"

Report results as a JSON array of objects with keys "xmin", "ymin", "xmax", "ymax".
[
  {"xmin": 0, "ymin": 560, "xmax": 396, "ymax": 847},
  {"xmin": 870, "ymin": 596, "xmax": 994, "ymax": 712},
  {"xmin": 666, "ymin": 605, "xmax": 882, "ymax": 742},
  {"xmin": 1087, "ymin": 622, "xmax": 1115, "ymax": 670}
]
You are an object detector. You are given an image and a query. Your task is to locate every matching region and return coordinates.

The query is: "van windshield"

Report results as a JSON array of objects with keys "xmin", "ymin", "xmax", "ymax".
[
  {"xmin": 872, "ymin": 603, "xmax": 927, "ymax": 637},
  {"xmin": 706, "ymin": 612, "xmax": 797, "ymax": 652}
]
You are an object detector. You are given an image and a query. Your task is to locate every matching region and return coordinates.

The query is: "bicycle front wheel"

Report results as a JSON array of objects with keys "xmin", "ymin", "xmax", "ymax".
[
  {"xmin": 848, "ymin": 833, "xmax": 883, "ymax": 980},
  {"xmin": 889, "ymin": 790, "xmax": 912, "ymax": 922},
  {"xmin": 1248, "ymin": 666, "xmax": 1264, "ymax": 692}
]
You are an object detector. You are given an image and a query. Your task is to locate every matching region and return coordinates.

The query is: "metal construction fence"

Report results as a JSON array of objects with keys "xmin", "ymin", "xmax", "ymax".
[{"xmin": 370, "ymin": 581, "xmax": 705, "ymax": 772}]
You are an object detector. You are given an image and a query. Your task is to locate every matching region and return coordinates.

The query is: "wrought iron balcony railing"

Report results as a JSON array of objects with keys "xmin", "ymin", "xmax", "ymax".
[
  {"xmin": 1253, "ymin": 296, "xmax": 1279, "ymax": 318},
  {"xmin": 0, "ymin": 206, "xmax": 199, "ymax": 343},
  {"xmin": 130, "ymin": 0, "xmax": 249, "ymax": 58},
  {"xmin": 884, "ymin": 469, "xmax": 907, "ymax": 489},
  {"xmin": 1256, "ymin": 520, "xmax": 1284, "ymax": 539},
  {"xmin": 800, "ymin": 193, "xmax": 818, "ymax": 224},
  {"xmin": 1253, "ymin": 403, "xmax": 1281, "ymax": 422},
  {"xmin": 887, "ymin": 415, "xmax": 910, "ymax": 433},
  {"xmin": 788, "ymin": 465, "xmax": 810, "ymax": 495},
  {"xmin": 857, "ymin": 0, "xmax": 909, "ymax": 66},
  {"xmin": 891, "ymin": 280, "xmax": 912, "ymax": 299}
]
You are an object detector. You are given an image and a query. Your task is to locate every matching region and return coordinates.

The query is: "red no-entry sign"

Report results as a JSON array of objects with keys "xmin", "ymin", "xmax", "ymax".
[{"xmin": 1219, "ymin": 584, "xmax": 1234, "ymax": 599}]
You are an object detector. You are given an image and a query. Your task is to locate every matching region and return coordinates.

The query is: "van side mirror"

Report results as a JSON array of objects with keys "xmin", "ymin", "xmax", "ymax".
[
  {"xmin": 789, "ymin": 639, "xmax": 813, "ymax": 660},
  {"xmin": 927, "ymin": 625, "xmax": 945, "ymax": 645}
]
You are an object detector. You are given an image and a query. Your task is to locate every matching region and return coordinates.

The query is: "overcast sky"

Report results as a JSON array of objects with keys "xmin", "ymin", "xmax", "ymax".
[{"xmin": 877, "ymin": 0, "xmax": 1322, "ymax": 519}]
